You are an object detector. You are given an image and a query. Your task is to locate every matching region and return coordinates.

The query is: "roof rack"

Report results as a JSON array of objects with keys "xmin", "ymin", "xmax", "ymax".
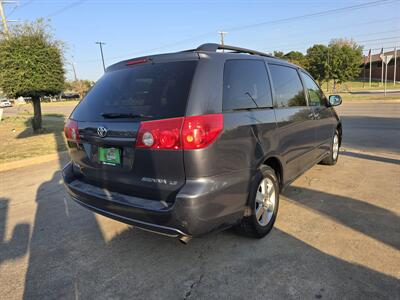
[{"xmin": 196, "ymin": 43, "xmax": 274, "ymax": 58}]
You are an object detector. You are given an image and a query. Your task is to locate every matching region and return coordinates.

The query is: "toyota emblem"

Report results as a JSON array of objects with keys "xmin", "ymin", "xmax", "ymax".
[{"xmin": 97, "ymin": 126, "xmax": 108, "ymax": 138}]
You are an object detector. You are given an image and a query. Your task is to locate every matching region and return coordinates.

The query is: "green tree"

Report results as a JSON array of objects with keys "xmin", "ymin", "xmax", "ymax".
[
  {"xmin": 284, "ymin": 51, "xmax": 308, "ymax": 68},
  {"xmin": 65, "ymin": 79, "xmax": 94, "ymax": 99},
  {"xmin": 273, "ymin": 50, "xmax": 308, "ymax": 68},
  {"xmin": 306, "ymin": 44, "xmax": 329, "ymax": 86},
  {"xmin": 328, "ymin": 39, "xmax": 363, "ymax": 91},
  {"xmin": 0, "ymin": 19, "xmax": 65, "ymax": 131},
  {"xmin": 306, "ymin": 41, "xmax": 362, "ymax": 91},
  {"xmin": 273, "ymin": 51, "xmax": 285, "ymax": 59}
]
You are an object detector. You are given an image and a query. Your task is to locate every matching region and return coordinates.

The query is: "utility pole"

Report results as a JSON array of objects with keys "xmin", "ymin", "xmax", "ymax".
[
  {"xmin": 218, "ymin": 31, "xmax": 227, "ymax": 51},
  {"xmin": 0, "ymin": 1, "xmax": 19, "ymax": 39},
  {"xmin": 68, "ymin": 60, "xmax": 78, "ymax": 81},
  {"xmin": 0, "ymin": 0, "xmax": 10, "ymax": 37},
  {"xmin": 95, "ymin": 41, "xmax": 106, "ymax": 72}
]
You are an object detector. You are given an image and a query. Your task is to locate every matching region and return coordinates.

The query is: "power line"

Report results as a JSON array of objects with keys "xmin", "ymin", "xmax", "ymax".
[
  {"xmin": 268, "ymin": 36, "xmax": 400, "ymax": 53},
  {"xmin": 75, "ymin": 0, "xmax": 399, "ymax": 64},
  {"xmin": 269, "ymin": 33, "xmax": 400, "ymax": 51},
  {"xmin": 8, "ymin": 0, "xmax": 34, "ymax": 17},
  {"xmin": 46, "ymin": 0, "xmax": 87, "ymax": 18},
  {"xmin": 274, "ymin": 41, "xmax": 400, "ymax": 54},
  {"xmin": 361, "ymin": 41, "xmax": 400, "ymax": 49},
  {"xmin": 359, "ymin": 36, "xmax": 400, "ymax": 43},
  {"xmin": 362, "ymin": 46, "xmax": 400, "ymax": 52},
  {"xmin": 251, "ymin": 17, "xmax": 399, "ymax": 49},
  {"xmin": 225, "ymin": 0, "xmax": 399, "ymax": 32}
]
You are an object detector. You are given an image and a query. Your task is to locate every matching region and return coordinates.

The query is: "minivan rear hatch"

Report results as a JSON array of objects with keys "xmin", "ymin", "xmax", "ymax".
[{"xmin": 67, "ymin": 60, "xmax": 198, "ymax": 202}]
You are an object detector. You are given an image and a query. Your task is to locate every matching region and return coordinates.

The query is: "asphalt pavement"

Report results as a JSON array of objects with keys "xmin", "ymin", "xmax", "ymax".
[
  {"xmin": 336, "ymin": 101, "xmax": 400, "ymax": 154},
  {"xmin": 0, "ymin": 101, "xmax": 399, "ymax": 299}
]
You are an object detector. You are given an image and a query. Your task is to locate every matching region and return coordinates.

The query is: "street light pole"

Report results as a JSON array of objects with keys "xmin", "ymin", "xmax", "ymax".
[{"xmin": 95, "ymin": 41, "xmax": 106, "ymax": 72}]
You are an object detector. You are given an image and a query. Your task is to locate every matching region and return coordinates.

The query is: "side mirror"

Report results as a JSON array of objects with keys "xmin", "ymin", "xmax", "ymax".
[{"xmin": 329, "ymin": 95, "xmax": 342, "ymax": 106}]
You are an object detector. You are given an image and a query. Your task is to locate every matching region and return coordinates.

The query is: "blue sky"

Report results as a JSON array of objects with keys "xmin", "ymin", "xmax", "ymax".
[{"xmin": 4, "ymin": 0, "xmax": 400, "ymax": 81}]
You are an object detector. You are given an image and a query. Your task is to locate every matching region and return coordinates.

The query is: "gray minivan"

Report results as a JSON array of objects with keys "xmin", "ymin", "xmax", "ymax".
[{"xmin": 63, "ymin": 43, "xmax": 342, "ymax": 243}]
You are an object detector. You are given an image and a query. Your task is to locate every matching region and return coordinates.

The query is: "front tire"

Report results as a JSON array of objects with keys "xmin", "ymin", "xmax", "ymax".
[
  {"xmin": 237, "ymin": 165, "xmax": 279, "ymax": 238},
  {"xmin": 320, "ymin": 129, "xmax": 340, "ymax": 165}
]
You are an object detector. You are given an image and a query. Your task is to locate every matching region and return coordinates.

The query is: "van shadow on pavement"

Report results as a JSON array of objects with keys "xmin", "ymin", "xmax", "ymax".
[
  {"xmin": 341, "ymin": 150, "xmax": 400, "ymax": 165},
  {"xmin": 283, "ymin": 186, "xmax": 400, "ymax": 251},
  {"xmin": 0, "ymin": 198, "xmax": 30, "ymax": 266}
]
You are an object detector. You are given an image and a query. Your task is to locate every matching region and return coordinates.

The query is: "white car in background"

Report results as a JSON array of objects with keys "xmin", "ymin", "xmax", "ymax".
[{"xmin": 0, "ymin": 99, "xmax": 12, "ymax": 108}]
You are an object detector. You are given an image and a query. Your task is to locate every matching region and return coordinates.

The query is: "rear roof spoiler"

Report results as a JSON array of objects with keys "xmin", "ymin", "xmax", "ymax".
[{"xmin": 195, "ymin": 43, "xmax": 274, "ymax": 58}]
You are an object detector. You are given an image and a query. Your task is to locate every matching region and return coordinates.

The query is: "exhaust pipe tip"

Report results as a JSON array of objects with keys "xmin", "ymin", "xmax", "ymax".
[{"xmin": 179, "ymin": 235, "xmax": 192, "ymax": 245}]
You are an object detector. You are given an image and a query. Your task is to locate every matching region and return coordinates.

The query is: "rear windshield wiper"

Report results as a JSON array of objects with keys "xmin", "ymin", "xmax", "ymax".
[{"xmin": 101, "ymin": 113, "xmax": 153, "ymax": 119}]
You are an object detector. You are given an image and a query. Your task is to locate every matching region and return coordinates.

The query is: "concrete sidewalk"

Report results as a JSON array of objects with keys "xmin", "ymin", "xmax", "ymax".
[{"xmin": 351, "ymin": 89, "xmax": 400, "ymax": 94}]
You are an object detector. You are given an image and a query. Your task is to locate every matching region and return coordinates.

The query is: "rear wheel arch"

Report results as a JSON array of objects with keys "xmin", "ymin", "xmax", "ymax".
[
  {"xmin": 262, "ymin": 156, "xmax": 283, "ymax": 192},
  {"xmin": 238, "ymin": 163, "xmax": 280, "ymax": 238}
]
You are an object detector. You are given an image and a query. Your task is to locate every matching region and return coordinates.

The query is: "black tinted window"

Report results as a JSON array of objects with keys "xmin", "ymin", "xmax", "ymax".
[
  {"xmin": 71, "ymin": 61, "xmax": 197, "ymax": 121},
  {"xmin": 301, "ymin": 71, "xmax": 326, "ymax": 106},
  {"xmin": 269, "ymin": 64, "xmax": 306, "ymax": 107},
  {"xmin": 223, "ymin": 60, "xmax": 272, "ymax": 111}
]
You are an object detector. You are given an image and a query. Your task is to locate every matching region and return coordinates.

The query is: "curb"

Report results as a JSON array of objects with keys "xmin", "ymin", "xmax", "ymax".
[{"xmin": 0, "ymin": 151, "xmax": 69, "ymax": 172}]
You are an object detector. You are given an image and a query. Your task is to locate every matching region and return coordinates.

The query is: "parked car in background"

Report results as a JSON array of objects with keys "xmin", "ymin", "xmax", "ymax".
[
  {"xmin": 0, "ymin": 99, "xmax": 12, "ymax": 108},
  {"xmin": 63, "ymin": 43, "xmax": 342, "ymax": 243},
  {"xmin": 61, "ymin": 92, "xmax": 80, "ymax": 100},
  {"xmin": 41, "ymin": 96, "xmax": 58, "ymax": 102}
]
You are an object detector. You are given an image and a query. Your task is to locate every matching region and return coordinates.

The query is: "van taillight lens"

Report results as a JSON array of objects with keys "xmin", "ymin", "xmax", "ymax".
[
  {"xmin": 136, "ymin": 114, "xmax": 223, "ymax": 150},
  {"xmin": 136, "ymin": 117, "xmax": 183, "ymax": 150},
  {"xmin": 64, "ymin": 119, "xmax": 80, "ymax": 141},
  {"xmin": 182, "ymin": 114, "xmax": 223, "ymax": 149}
]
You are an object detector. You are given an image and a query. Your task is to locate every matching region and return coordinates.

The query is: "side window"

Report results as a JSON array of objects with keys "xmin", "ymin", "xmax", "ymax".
[
  {"xmin": 223, "ymin": 60, "xmax": 273, "ymax": 111},
  {"xmin": 268, "ymin": 64, "xmax": 306, "ymax": 107},
  {"xmin": 301, "ymin": 71, "xmax": 326, "ymax": 106}
]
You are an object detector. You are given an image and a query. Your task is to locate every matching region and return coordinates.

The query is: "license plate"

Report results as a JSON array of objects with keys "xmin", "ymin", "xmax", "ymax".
[{"xmin": 98, "ymin": 147, "xmax": 121, "ymax": 165}]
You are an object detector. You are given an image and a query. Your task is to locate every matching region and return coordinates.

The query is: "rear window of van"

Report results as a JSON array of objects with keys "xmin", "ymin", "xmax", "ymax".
[{"xmin": 71, "ymin": 61, "xmax": 198, "ymax": 121}]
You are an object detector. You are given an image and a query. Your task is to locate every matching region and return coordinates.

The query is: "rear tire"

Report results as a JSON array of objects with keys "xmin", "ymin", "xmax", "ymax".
[
  {"xmin": 320, "ymin": 130, "xmax": 340, "ymax": 166},
  {"xmin": 237, "ymin": 165, "xmax": 279, "ymax": 238}
]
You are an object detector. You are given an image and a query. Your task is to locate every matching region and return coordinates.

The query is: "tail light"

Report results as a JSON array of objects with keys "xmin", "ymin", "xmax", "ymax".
[
  {"xmin": 136, "ymin": 117, "xmax": 183, "ymax": 150},
  {"xmin": 136, "ymin": 114, "xmax": 223, "ymax": 150},
  {"xmin": 182, "ymin": 114, "xmax": 223, "ymax": 149},
  {"xmin": 64, "ymin": 119, "xmax": 80, "ymax": 142}
]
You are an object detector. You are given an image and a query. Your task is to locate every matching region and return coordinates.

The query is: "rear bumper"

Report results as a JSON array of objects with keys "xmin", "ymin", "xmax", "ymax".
[{"xmin": 62, "ymin": 162, "xmax": 249, "ymax": 237}]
